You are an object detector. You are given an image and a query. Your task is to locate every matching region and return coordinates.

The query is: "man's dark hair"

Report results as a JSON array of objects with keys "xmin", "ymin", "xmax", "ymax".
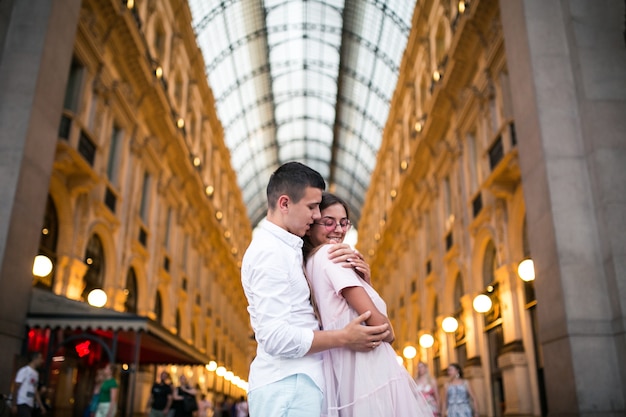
[
  {"xmin": 267, "ymin": 161, "xmax": 325, "ymax": 209},
  {"xmin": 318, "ymin": 192, "xmax": 350, "ymax": 217},
  {"xmin": 28, "ymin": 351, "xmax": 43, "ymax": 362}
]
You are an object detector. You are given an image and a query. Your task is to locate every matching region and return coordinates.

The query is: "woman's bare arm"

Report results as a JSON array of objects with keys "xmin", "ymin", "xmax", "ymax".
[{"xmin": 342, "ymin": 286, "xmax": 394, "ymax": 343}]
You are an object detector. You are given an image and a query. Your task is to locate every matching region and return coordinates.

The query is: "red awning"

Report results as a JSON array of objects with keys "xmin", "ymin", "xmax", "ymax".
[{"xmin": 26, "ymin": 288, "xmax": 210, "ymax": 365}]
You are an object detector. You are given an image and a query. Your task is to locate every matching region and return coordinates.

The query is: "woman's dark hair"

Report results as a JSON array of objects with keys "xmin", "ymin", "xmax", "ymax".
[
  {"xmin": 302, "ymin": 192, "xmax": 350, "ymax": 260},
  {"xmin": 449, "ymin": 363, "xmax": 463, "ymax": 378},
  {"xmin": 319, "ymin": 192, "xmax": 350, "ymax": 215}
]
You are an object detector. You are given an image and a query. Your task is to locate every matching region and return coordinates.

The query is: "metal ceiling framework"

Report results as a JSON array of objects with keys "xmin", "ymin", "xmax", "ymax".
[{"xmin": 188, "ymin": 0, "xmax": 416, "ymax": 228}]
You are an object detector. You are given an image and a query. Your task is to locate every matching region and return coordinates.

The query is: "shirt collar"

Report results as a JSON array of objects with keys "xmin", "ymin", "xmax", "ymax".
[{"xmin": 260, "ymin": 218, "xmax": 303, "ymax": 250}]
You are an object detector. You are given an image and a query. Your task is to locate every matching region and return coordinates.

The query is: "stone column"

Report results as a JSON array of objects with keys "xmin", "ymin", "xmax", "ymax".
[
  {"xmin": 0, "ymin": 0, "xmax": 81, "ymax": 393},
  {"xmin": 500, "ymin": 1, "xmax": 626, "ymax": 415},
  {"xmin": 496, "ymin": 264, "xmax": 535, "ymax": 415},
  {"xmin": 498, "ymin": 340, "xmax": 533, "ymax": 416}
]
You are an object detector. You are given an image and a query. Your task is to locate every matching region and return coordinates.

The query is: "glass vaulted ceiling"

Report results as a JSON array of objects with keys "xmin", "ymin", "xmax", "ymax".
[{"xmin": 188, "ymin": 0, "xmax": 416, "ymax": 228}]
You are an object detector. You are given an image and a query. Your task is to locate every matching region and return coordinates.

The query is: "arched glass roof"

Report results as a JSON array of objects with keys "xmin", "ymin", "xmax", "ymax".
[{"xmin": 188, "ymin": 0, "xmax": 416, "ymax": 228}]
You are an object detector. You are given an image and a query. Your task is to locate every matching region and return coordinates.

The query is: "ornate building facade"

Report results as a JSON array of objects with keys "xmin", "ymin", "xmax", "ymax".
[
  {"xmin": 359, "ymin": 1, "xmax": 625, "ymax": 416},
  {"xmin": 0, "ymin": 1, "xmax": 624, "ymax": 417},
  {"xmin": 0, "ymin": 0, "xmax": 252, "ymax": 414}
]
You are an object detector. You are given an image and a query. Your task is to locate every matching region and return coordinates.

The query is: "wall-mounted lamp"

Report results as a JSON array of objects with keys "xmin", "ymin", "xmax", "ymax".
[
  {"xmin": 458, "ymin": 0, "xmax": 467, "ymax": 14},
  {"xmin": 206, "ymin": 361, "xmax": 218, "ymax": 371},
  {"xmin": 403, "ymin": 345, "xmax": 417, "ymax": 360},
  {"xmin": 155, "ymin": 66, "xmax": 163, "ymax": 79},
  {"xmin": 433, "ymin": 70, "xmax": 442, "ymax": 82},
  {"xmin": 413, "ymin": 114, "xmax": 428, "ymax": 134},
  {"xmin": 215, "ymin": 210, "xmax": 223, "ymax": 221},
  {"xmin": 517, "ymin": 258, "xmax": 535, "ymax": 282},
  {"xmin": 87, "ymin": 288, "xmax": 107, "ymax": 308},
  {"xmin": 176, "ymin": 117, "xmax": 185, "ymax": 129},
  {"xmin": 472, "ymin": 293, "xmax": 492, "ymax": 313},
  {"xmin": 205, "ymin": 185, "xmax": 214, "ymax": 197},
  {"xmin": 419, "ymin": 333, "xmax": 435, "ymax": 348},
  {"xmin": 216, "ymin": 366, "xmax": 226, "ymax": 377},
  {"xmin": 33, "ymin": 255, "xmax": 53, "ymax": 277},
  {"xmin": 192, "ymin": 156, "xmax": 201, "ymax": 167},
  {"xmin": 442, "ymin": 316, "xmax": 459, "ymax": 333},
  {"xmin": 125, "ymin": 0, "xmax": 135, "ymax": 9},
  {"xmin": 400, "ymin": 159, "xmax": 409, "ymax": 171}
]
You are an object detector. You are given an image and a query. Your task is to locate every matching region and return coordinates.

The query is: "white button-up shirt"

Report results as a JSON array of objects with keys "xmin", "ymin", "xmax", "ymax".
[{"xmin": 241, "ymin": 219, "xmax": 323, "ymax": 392}]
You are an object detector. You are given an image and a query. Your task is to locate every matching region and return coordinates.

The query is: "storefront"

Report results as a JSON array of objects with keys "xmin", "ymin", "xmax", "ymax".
[{"xmin": 24, "ymin": 288, "xmax": 211, "ymax": 417}]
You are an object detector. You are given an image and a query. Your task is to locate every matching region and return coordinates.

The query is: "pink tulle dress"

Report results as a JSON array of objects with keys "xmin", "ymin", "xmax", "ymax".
[{"xmin": 306, "ymin": 245, "xmax": 434, "ymax": 417}]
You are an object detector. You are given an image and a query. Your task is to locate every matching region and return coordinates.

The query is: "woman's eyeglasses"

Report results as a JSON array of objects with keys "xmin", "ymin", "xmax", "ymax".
[{"xmin": 313, "ymin": 218, "xmax": 352, "ymax": 230}]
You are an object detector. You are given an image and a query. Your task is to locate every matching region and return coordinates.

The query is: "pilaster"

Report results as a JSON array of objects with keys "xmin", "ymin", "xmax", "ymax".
[
  {"xmin": 0, "ymin": 0, "xmax": 81, "ymax": 393},
  {"xmin": 498, "ymin": 341, "xmax": 533, "ymax": 416},
  {"xmin": 500, "ymin": 1, "xmax": 626, "ymax": 414}
]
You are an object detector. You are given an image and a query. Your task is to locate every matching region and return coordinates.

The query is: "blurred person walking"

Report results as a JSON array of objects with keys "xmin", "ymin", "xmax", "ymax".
[
  {"xmin": 84, "ymin": 368, "xmax": 105, "ymax": 417},
  {"xmin": 171, "ymin": 375, "xmax": 197, "ymax": 417},
  {"xmin": 12, "ymin": 352, "xmax": 46, "ymax": 417},
  {"xmin": 234, "ymin": 396, "xmax": 248, "ymax": 417},
  {"xmin": 197, "ymin": 393, "xmax": 214, "ymax": 417},
  {"xmin": 94, "ymin": 364, "xmax": 118, "ymax": 417},
  {"xmin": 146, "ymin": 371, "xmax": 173, "ymax": 417},
  {"xmin": 441, "ymin": 364, "xmax": 478, "ymax": 417},
  {"xmin": 415, "ymin": 361, "xmax": 440, "ymax": 417}
]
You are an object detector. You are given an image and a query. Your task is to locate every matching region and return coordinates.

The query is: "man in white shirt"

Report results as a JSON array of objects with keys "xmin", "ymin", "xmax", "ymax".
[
  {"xmin": 241, "ymin": 162, "xmax": 389, "ymax": 417},
  {"xmin": 12, "ymin": 351, "xmax": 46, "ymax": 417}
]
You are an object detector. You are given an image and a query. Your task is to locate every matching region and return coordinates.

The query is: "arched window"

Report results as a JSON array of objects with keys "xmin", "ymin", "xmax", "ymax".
[
  {"xmin": 522, "ymin": 218, "xmax": 530, "ymax": 258},
  {"xmin": 453, "ymin": 273, "xmax": 464, "ymax": 312},
  {"xmin": 466, "ymin": 130, "xmax": 479, "ymax": 192},
  {"xmin": 35, "ymin": 196, "xmax": 59, "ymax": 290},
  {"xmin": 432, "ymin": 296, "xmax": 439, "ymax": 329},
  {"xmin": 176, "ymin": 309, "xmax": 182, "ymax": 336},
  {"xmin": 419, "ymin": 75, "xmax": 428, "ymax": 108},
  {"xmin": 82, "ymin": 234, "xmax": 105, "ymax": 300},
  {"xmin": 415, "ymin": 312, "xmax": 421, "ymax": 334},
  {"xmin": 432, "ymin": 295, "xmax": 441, "ymax": 370},
  {"xmin": 452, "ymin": 272, "xmax": 467, "ymax": 357},
  {"xmin": 174, "ymin": 75, "xmax": 184, "ymax": 108},
  {"xmin": 483, "ymin": 240, "xmax": 497, "ymax": 287},
  {"xmin": 154, "ymin": 292, "xmax": 163, "ymax": 324},
  {"xmin": 124, "ymin": 268, "xmax": 138, "ymax": 313},
  {"xmin": 154, "ymin": 23, "xmax": 166, "ymax": 62},
  {"xmin": 187, "ymin": 115, "xmax": 196, "ymax": 147},
  {"xmin": 435, "ymin": 21, "xmax": 447, "ymax": 65}
]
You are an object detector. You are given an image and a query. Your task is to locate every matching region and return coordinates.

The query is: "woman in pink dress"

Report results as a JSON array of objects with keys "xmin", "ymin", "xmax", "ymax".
[
  {"xmin": 415, "ymin": 361, "xmax": 441, "ymax": 416},
  {"xmin": 303, "ymin": 192, "xmax": 433, "ymax": 417}
]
